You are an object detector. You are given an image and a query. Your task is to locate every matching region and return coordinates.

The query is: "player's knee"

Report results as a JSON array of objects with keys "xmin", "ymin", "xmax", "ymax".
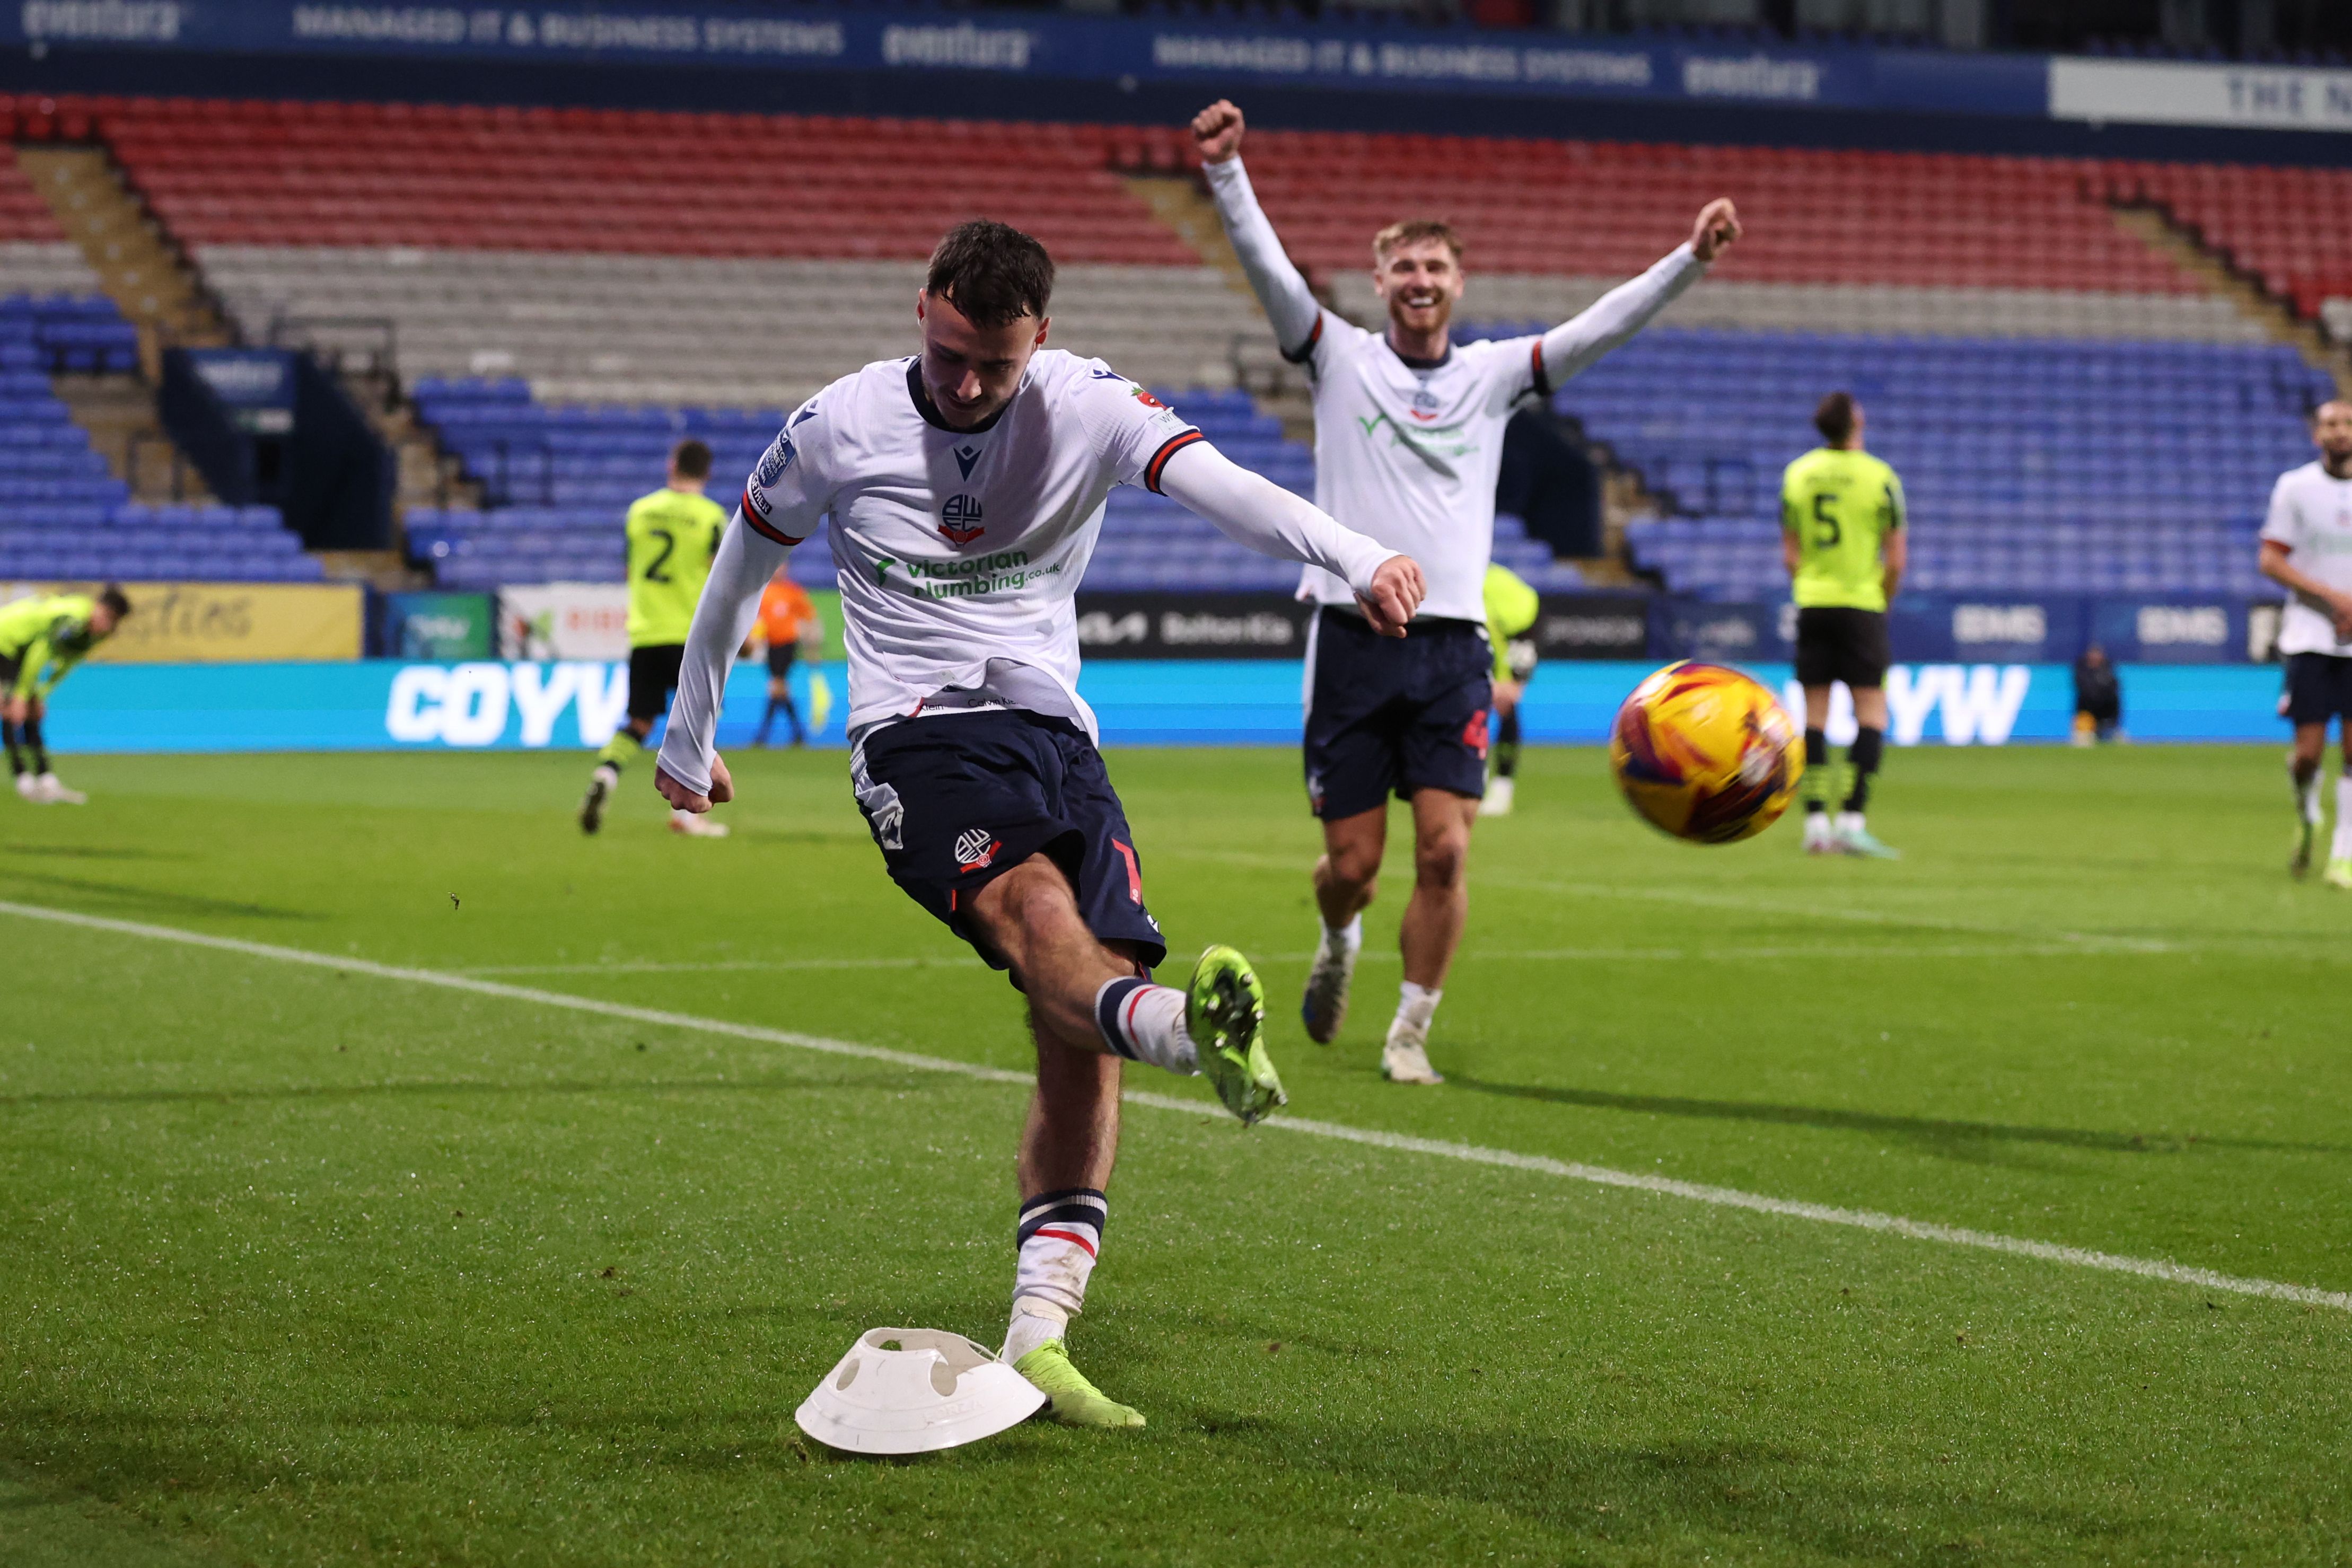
[{"xmin": 1413, "ymin": 827, "xmax": 1468, "ymax": 890}]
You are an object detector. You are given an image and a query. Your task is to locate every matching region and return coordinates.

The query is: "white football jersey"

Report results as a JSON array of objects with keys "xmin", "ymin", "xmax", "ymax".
[
  {"xmin": 1291, "ymin": 316, "xmax": 1546, "ymax": 624},
  {"xmin": 737, "ymin": 349, "xmax": 1203, "ymax": 738},
  {"xmin": 2261, "ymin": 460, "xmax": 2352, "ymax": 657}
]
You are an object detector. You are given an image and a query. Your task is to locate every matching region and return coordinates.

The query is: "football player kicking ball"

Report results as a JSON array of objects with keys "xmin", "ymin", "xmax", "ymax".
[
  {"xmin": 2259, "ymin": 398, "xmax": 2352, "ymax": 885},
  {"xmin": 1190, "ymin": 98, "xmax": 1737, "ymax": 1085},
  {"xmin": 655, "ymin": 221, "xmax": 1423, "ymax": 1428}
]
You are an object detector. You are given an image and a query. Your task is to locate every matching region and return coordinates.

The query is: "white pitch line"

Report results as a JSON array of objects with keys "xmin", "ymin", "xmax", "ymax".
[
  {"xmin": 456, "ymin": 955, "xmax": 987, "ymax": 976},
  {"xmin": 4, "ymin": 898, "xmax": 2344, "ymax": 1315}
]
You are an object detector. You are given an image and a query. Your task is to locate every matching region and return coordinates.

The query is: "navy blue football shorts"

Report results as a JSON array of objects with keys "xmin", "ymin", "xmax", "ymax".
[
  {"xmin": 1302, "ymin": 607, "xmax": 1494, "ymax": 821},
  {"xmin": 850, "ymin": 709, "xmax": 1166, "ymax": 975},
  {"xmin": 2284, "ymin": 651, "xmax": 2352, "ymax": 726}
]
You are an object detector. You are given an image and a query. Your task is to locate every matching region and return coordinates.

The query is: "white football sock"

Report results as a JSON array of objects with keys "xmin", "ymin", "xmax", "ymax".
[
  {"xmin": 1321, "ymin": 913, "xmax": 1363, "ymax": 954},
  {"xmin": 2297, "ymin": 768, "xmax": 2324, "ymax": 824},
  {"xmin": 1004, "ymin": 1301, "xmax": 1067, "ymax": 1365},
  {"xmin": 1390, "ymin": 981, "xmax": 1441, "ymax": 1045},
  {"xmin": 1836, "ymin": 810, "xmax": 1865, "ymax": 836},
  {"xmin": 1004, "ymin": 1188, "xmax": 1105, "ymax": 1360},
  {"xmin": 2335, "ymin": 777, "xmax": 2352, "ymax": 861},
  {"xmin": 1092, "ymin": 977, "xmax": 1196, "ymax": 1074}
]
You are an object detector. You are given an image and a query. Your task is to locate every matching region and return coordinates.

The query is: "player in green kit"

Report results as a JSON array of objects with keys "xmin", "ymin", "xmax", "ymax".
[
  {"xmin": 0, "ymin": 585, "xmax": 129, "ymax": 804},
  {"xmin": 1477, "ymin": 562, "xmax": 1541, "ymax": 817},
  {"xmin": 580, "ymin": 439, "xmax": 731, "ymax": 839},
  {"xmin": 1781, "ymin": 391, "xmax": 1906, "ymax": 859}
]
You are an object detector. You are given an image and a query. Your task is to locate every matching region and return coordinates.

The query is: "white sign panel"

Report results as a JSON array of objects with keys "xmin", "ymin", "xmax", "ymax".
[
  {"xmin": 2050, "ymin": 58, "xmax": 2352, "ymax": 133},
  {"xmin": 496, "ymin": 583, "xmax": 630, "ymax": 659}
]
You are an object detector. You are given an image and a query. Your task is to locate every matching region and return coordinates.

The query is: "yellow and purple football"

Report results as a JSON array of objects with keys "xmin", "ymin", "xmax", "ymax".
[{"xmin": 1608, "ymin": 661, "xmax": 1803, "ymax": 844}]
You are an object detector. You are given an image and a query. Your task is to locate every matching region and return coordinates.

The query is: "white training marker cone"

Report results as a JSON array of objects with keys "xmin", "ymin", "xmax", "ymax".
[{"xmin": 795, "ymin": 1328, "xmax": 1046, "ymax": 1456}]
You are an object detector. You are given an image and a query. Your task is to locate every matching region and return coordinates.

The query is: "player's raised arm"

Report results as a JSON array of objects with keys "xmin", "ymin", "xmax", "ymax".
[
  {"xmin": 1537, "ymin": 198, "xmax": 1739, "ymax": 387},
  {"xmin": 1153, "ymin": 437, "xmax": 1424, "ymax": 636},
  {"xmin": 1190, "ymin": 100, "xmax": 1326, "ymax": 362}
]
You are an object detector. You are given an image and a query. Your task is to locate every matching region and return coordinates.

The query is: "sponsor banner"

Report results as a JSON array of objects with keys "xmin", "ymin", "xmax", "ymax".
[
  {"xmin": 1, "ymin": 3, "xmax": 2047, "ymax": 117},
  {"xmin": 0, "ymin": 580, "xmax": 363, "ymax": 663},
  {"xmin": 495, "ymin": 582, "xmax": 629, "ymax": 660},
  {"xmin": 379, "ymin": 590, "xmax": 493, "ymax": 659},
  {"xmin": 183, "ymin": 346, "xmax": 296, "ymax": 434},
  {"xmin": 1533, "ymin": 594, "xmax": 1651, "ymax": 660},
  {"xmin": 1662, "ymin": 595, "xmax": 2278, "ymax": 667},
  {"xmin": 42, "ymin": 656, "xmax": 837, "ymax": 752},
  {"xmin": 2051, "ymin": 58, "xmax": 2352, "ymax": 134},
  {"xmin": 1075, "ymin": 593, "xmax": 1312, "ymax": 660},
  {"xmin": 31, "ymin": 656, "xmax": 2292, "ymax": 752}
]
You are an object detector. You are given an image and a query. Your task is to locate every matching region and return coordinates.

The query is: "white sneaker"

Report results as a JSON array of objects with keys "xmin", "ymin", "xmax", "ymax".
[
  {"xmin": 1477, "ymin": 776, "xmax": 1514, "ymax": 817},
  {"xmin": 670, "ymin": 811, "xmax": 730, "ymax": 839},
  {"xmin": 13, "ymin": 773, "xmax": 34, "ymax": 801},
  {"xmin": 1802, "ymin": 813, "xmax": 1837, "ymax": 855},
  {"xmin": 1300, "ymin": 930, "xmax": 1358, "ymax": 1045},
  {"xmin": 33, "ymin": 773, "xmax": 83, "ymax": 805},
  {"xmin": 1380, "ymin": 1034, "xmax": 1444, "ymax": 1086}
]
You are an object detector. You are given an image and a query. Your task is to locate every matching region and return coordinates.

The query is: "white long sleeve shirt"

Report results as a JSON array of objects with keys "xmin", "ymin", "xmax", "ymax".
[
  {"xmin": 1204, "ymin": 153, "xmax": 1707, "ymax": 623},
  {"xmin": 655, "ymin": 349, "xmax": 1398, "ymax": 796}
]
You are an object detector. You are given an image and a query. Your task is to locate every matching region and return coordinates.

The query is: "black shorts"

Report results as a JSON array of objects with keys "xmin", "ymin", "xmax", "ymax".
[
  {"xmin": 0, "ymin": 653, "xmax": 17, "ymax": 693},
  {"xmin": 1303, "ymin": 607, "xmax": 1493, "ymax": 821},
  {"xmin": 626, "ymin": 642, "xmax": 686, "ymax": 724},
  {"xmin": 850, "ymin": 709, "xmax": 1165, "ymax": 974},
  {"xmin": 2284, "ymin": 652, "xmax": 2352, "ymax": 726},
  {"xmin": 765, "ymin": 644, "xmax": 798, "ymax": 680},
  {"xmin": 1794, "ymin": 607, "xmax": 1891, "ymax": 691}
]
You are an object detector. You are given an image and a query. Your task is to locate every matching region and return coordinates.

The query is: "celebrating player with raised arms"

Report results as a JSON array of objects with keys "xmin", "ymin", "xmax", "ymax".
[
  {"xmin": 1190, "ymin": 98, "xmax": 1739, "ymax": 1085},
  {"xmin": 655, "ymin": 220, "xmax": 1424, "ymax": 1428}
]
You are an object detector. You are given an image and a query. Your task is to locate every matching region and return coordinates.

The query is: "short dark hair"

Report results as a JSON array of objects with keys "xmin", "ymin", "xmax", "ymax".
[
  {"xmin": 671, "ymin": 439, "xmax": 713, "ymax": 480},
  {"xmin": 925, "ymin": 219, "xmax": 1055, "ymax": 328},
  {"xmin": 97, "ymin": 585, "xmax": 131, "ymax": 619},
  {"xmin": 1814, "ymin": 391, "xmax": 1857, "ymax": 446}
]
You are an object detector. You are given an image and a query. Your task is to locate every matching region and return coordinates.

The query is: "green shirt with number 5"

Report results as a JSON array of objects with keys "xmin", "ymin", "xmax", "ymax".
[
  {"xmin": 1780, "ymin": 447, "xmax": 1905, "ymax": 612},
  {"xmin": 625, "ymin": 486, "xmax": 729, "ymax": 647}
]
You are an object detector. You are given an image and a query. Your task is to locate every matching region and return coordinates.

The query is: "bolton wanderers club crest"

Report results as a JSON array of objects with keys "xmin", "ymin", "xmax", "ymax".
[
  {"xmin": 938, "ymin": 494, "xmax": 985, "ymax": 545},
  {"xmin": 954, "ymin": 826, "xmax": 1001, "ymax": 873}
]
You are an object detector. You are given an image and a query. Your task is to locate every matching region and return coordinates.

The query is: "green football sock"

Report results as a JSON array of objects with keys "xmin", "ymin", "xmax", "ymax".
[{"xmin": 596, "ymin": 729, "xmax": 644, "ymax": 772}]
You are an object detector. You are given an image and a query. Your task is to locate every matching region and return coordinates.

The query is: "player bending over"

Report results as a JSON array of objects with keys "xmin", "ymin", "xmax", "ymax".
[
  {"xmin": 654, "ymin": 221, "xmax": 1424, "ymax": 1426},
  {"xmin": 0, "ymin": 585, "xmax": 129, "ymax": 804},
  {"xmin": 2259, "ymin": 398, "xmax": 2352, "ymax": 885},
  {"xmin": 1783, "ymin": 391, "xmax": 1905, "ymax": 859},
  {"xmin": 1477, "ymin": 561, "xmax": 1540, "ymax": 818},
  {"xmin": 1191, "ymin": 97, "xmax": 1737, "ymax": 1085},
  {"xmin": 581, "ymin": 438, "xmax": 731, "ymax": 839}
]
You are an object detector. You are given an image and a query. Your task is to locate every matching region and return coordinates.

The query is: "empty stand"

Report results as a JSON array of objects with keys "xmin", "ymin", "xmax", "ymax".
[
  {"xmin": 204, "ymin": 251, "xmax": 1263, "ymax": 410},
  {"xmin": 1537, "ymin": 327, "xmax": 2331, "ymax": 601},
  {"xmin": 2108, "ymin": 161, "xmax": 2352, "ymax": 322}
]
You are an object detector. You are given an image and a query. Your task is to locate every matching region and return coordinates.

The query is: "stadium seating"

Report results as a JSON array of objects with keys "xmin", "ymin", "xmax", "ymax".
[
  {"xmin": 2105, "ymin": 161, "xmax": 2352, "ymax": 322},
  {"xmin": 21, "ymin": 92, "xmax": 2332, "ymax": 603},
  {"xmin": 1537, "ymin": 326, "xmax": 2332, "ymax": 601},
  {"xmin": 205, "ymin": 252, "xmax": 1265, "ymax": 410},
  {"xmin": 0, "ymin": 295, "xmax": 314, "ymax": 582},
  {"xmin": 0, "ymin": 150, "xmax": 101, "ymax": 298}
]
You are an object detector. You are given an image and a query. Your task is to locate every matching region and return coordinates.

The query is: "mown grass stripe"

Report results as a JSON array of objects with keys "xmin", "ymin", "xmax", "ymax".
[{"xmin": 8, "ymin": 897, "xmax": 2344, "ymax": 1315}]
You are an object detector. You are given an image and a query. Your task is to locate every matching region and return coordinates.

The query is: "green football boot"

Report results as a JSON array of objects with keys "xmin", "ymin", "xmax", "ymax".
[
  {"xmin": 1188, "ymin": 944, "xmax": 1286, "ymax": 1126},
  {"xmin": 2291, "ymin": 817, "xmax": 2316, "ymax": 878},
  {"xmin": 2325, "ymin": 857, "xmax": 2352, "ymax": 892},
  {"xmin": 1014, "ymin": 1342, "xmax": 1146, "ymax": 1429}
]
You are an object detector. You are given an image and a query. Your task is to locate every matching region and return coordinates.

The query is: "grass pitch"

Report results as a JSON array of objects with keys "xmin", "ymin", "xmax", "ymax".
[{"xmin": 0, "ymin": 742, "xmax": 2346, "ymax": 1566}]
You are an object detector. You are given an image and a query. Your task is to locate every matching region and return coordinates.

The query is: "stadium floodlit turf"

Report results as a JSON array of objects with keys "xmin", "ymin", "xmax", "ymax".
[{"xmin": 1, "ymin": 742, "xmax": 2347, "ymax": 1566}]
